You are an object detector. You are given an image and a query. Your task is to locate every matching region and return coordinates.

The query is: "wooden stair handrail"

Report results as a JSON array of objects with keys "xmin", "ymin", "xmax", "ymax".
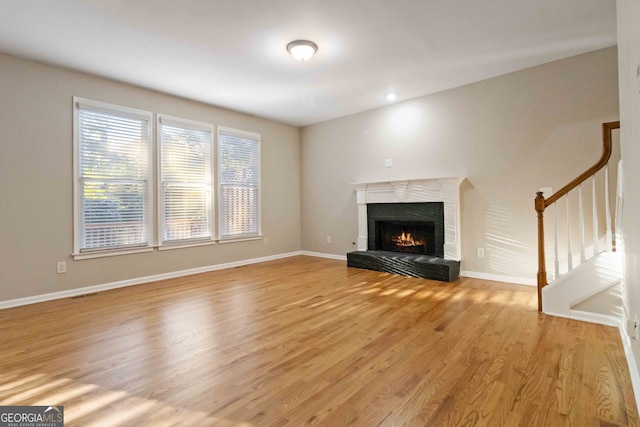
[
  {"xmin": 542, "ymin": 121, "xmax": 620, "ymax": 209},
  {"xmin": 535, "ymin": 121, "xmax": 619, "ymax": 312}
]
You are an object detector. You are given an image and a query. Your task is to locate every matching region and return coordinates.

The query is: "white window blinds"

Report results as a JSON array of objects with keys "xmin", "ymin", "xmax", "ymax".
[
  {"xmin": 159, "ymin": 116, "xmax": 213, "ymax": 244},
  {"xmin": 218, "ymin": 127, "xmax": 261, "ymax": 239},
  {"xmin": 75, "ymin": 99, "xmax": 152, "ymax": 252}
]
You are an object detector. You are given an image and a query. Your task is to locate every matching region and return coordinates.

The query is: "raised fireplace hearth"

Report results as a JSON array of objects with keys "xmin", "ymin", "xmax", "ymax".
[
  {"xmin": 347, "ymin": 251, "xmax": 460, "ymax": 282},
  {"xmin": 347, "ymin": 178, "xmax": 464, "ymax": 282}
]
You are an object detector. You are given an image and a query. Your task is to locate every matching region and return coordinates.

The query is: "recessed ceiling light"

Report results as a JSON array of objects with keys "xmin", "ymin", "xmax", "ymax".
[
  {"xmin": 287, "ymin": 40, "xmax": 318, "ymax": 61},
  {"xmin": 385, "ymin": 93, "xmax": 397, "ymax": 101}
]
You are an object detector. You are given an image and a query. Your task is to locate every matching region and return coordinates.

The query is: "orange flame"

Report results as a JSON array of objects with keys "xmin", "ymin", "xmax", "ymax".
[{"xmin": 392, "ymin": 231, "xmax": 424, "ymax": 247}]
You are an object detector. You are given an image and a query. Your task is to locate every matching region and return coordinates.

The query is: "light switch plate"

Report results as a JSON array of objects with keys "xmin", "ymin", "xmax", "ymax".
[{"xmin": 57, "ymin": 261, "xmax": 66, "ymax": 274}]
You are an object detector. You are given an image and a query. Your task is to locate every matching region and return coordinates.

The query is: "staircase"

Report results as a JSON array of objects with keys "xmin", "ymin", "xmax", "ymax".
[
  {"xmin": 542, "ymin": 251, "xmax": 622, "ymax": 322},
  {"xmin": 535, "ymin": 122, "xmax": 621, "ymax": 321}
]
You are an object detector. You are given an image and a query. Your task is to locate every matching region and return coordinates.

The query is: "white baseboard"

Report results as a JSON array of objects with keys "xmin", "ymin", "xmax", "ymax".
[
  {"xmin": 460, "ymin": 270, "xmax": 536, "ymax": 286},
  {"xmin": 620, "ymin": 327, "xmax": 640, "ymax": 413},
  {"xmin": 0, "ymin": 251, "xmax": 303, "ymax": 310},
  {"xmin": 300, "ymin": 251, "xmax": 347, "ymax": 261},
  {"xmin": 543, "ymin": 309, "xmax": 620, "ymax": 327},
  {"xmin": 298, "ymin": 257, "xmax": 535, "ymax": 286}
]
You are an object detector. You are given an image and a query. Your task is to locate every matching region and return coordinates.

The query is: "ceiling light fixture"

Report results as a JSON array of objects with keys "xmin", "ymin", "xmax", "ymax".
[
  {"xmin": 385, "ymin": 92, "xmax": 397, "ymax": 101},
  {"xmin": 287, "ymin": 40, "xmax": 318, "ymax": 61}
]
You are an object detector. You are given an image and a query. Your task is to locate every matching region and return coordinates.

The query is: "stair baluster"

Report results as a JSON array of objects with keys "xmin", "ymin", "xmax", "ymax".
[
  {"xmin": 592, "ymin": 176, "xmax": 599, "ymax": 256},
  {"xmin": 605, "ymin": 164, "xmax": 612, "ymax": 252},
  {"xmin": 567, "ymin": 195, "xmax": 573, "ymax": 271},
  {"xmin": 554, "ymin": 202, "xmax": 559, "ymax": 280},
  {"xmin": 579, "ymin": 184, "xmax": 586, "ymax": 263}
]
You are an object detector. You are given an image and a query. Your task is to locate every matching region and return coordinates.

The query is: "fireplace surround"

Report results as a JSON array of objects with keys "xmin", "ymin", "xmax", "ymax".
[
  {"xmin": 368, "ymin": 202, "xmax": 444, "ymax": 257},
  {"xmin": 347, "ymin": 178, "xmax": 464, "ymax": 282}
]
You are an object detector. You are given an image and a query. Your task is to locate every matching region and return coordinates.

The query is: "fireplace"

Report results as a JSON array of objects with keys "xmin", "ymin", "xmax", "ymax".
[
  {"xmin": 367, "ymin": 202, "xmax": 445, "ymax": 257},
  {"xmin": 347, "ymin": 179, "xmax": 463, "ymax": 282}
]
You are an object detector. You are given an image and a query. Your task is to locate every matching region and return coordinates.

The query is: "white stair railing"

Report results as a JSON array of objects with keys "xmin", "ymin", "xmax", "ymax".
[
  {"xmin": 535, "ymin": 122, "xmax": 619, "ymax": 311},
  {"xmin": 545, "ymin": 166, "xmax": 614, "ymax": 282}
]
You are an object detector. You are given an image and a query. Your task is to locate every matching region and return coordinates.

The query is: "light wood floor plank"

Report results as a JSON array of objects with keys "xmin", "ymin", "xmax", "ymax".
[{"xmin": 0, "ymin": 256, "xmax": 637, "ymax": 426}]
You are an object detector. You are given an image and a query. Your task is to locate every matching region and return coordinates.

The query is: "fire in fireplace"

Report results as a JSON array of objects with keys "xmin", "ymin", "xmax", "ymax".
[
  {"xmin": 376, "ymin": 220, "xmax": 435, "ymax": 255},
  {"xmin": 394, "ymin": 231, "xmax": 420, "ymax": 248}
]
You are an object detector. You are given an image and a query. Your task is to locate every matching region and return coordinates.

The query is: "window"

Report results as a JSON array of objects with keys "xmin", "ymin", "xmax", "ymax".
[
  {"xmin": 73, "ymin": 98, "xmax": 152, "ymax": 255},
  {"xmin": 158, "ymin": 115, "xmax": 214, "ymax": 245},
  {"xmin": 218, "ymin": 127, "xmax": 261, "ymax": 240},
  {"xmin": 73, "ymin": 98, "xmax": 262, "ymax": 257}
]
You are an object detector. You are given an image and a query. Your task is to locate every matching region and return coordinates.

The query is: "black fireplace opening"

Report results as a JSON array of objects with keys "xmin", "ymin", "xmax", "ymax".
[
  {"xmin": 367, "ymin": 202, "xmax": 445, "ymax": 258},
  {"xmin": 376, "ymin": 220, "xmax": 435, "ymax": 255}
]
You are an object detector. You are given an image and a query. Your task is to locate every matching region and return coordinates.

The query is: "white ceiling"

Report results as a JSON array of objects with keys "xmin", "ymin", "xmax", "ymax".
[{"xmin": 0, "ymin": 0, "xmax": 617, "ymax": 127}]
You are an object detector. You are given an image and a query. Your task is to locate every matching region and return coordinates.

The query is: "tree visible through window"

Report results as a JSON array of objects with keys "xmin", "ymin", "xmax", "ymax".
[
  {"xmin": 218, "ymin": 127, "xmax": 261, "ymax": 239},
  {"xmin": 159, "ymin": 115, "xmax": 213, "ymax": 245},
  {"xmin": 74, "ymin": 98, "xmax": 262, "ymax": 257},
  {"xmin": 74, "ymin": 98, "xmax": 152, "ymax": 253}
]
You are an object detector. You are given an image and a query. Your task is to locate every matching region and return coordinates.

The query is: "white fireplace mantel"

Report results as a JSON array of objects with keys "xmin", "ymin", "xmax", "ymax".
[{"xmin": 354, "ymin": 177, "xmax": 465, "ymax": 260}]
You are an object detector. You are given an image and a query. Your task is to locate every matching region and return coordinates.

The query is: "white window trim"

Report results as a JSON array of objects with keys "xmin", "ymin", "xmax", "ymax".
[
  {"xmin": 218, "ymin": 236, "xmax": 263, "ymax": 244},
  {"xmin": 72, "ymin": 247, "xmax": 154, "ymax": 260},
  {"xmin": 157, "ymin": 240, "xmax": 217, "ymax": 251},
  {"xmin": 157, "ymin": 114, "xmax": 216, "ymax": 248},
  {"xmin": 217, "ymin": 126, "xmax": 262, "ymax": 241},
  {"xmin": 72, "ymin": 98, "xmax": 264, "ymax": 260},
  {"xmin": 72, "ymin": 97, "xmax": 154, "ymax": 260}
]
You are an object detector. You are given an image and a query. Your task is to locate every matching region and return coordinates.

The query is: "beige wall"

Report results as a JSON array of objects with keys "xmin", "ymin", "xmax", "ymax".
[
  {"xmin": 300, "ymin": 47, "xmax": 620, "ymax": 281},
  {"xmin": 617, "ymin": 0, "xmax": 640, "ymax": 380},
  {"xmin": 0, "ymin": 53, "xmax": 301, "ymax": 302},
  {"xmin": 0, "ymin": 45, "xmax": 622, "ymax": 302}
]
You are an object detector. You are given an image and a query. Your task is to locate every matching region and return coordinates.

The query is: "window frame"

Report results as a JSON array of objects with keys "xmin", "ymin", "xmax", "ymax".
[
  {"xmin": 72, "ymin": 98, "xmax": 264, "ymax": 259},
  {"xmin": 217, "ymin": 126, "xmax": 262, "ymax": 242},
  {"xmin": 157, "ymin": 114, "xmax": 216, "ymax": 249},
  {"xmin": 72, "ymin": 97, "xmax": 154, "ymax": 260}
]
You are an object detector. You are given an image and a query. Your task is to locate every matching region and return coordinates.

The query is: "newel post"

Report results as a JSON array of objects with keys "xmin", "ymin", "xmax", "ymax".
[{"xmin": 535, "ymin": 191, "xmax": 547, "ymax": 312}]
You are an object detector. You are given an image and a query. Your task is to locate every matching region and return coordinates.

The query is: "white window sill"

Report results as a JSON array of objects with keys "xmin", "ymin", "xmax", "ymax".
[
  {"xmin": 218, "ymin": 235, "xmax": 262, "ymax": 244},
  {"xmin": 73, "ymin": 247, "xmax": 153, "ymax": 260},
  {"xmin": 73, "ymin": 236, "xmax": 262, "ymax": 259},
  {"xmin": 158, "ymin": 240, "xmax": 217, "ymax": 251}
]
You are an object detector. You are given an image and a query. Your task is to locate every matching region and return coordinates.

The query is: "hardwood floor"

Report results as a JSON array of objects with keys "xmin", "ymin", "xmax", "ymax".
[{"xmin": 0, "ymin": 256, "xmax": 637, "ymax": 426}]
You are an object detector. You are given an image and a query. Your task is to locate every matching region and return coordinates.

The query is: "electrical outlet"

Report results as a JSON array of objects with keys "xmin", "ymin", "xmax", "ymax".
[
  {"xmin": 476, "ymin": 248, "xmax": 485, "ymax": 258},
  {"xmin": 627, "ymin": 319, "xmax": 639, "ymax": 340},
  {"xmin": 384, "ymin": 158, "xmax": 393, "ymax": 168},
  {"xmin": 263, "ymin": 238, "xmax": 269, "ymax": 245},
  {"xmin": 56, "ymin": 261, "xmax": 66, "ymax": 274},
  {"xmin": 326, "ymin": 236, "xmax": 331, "ymax": 244}
]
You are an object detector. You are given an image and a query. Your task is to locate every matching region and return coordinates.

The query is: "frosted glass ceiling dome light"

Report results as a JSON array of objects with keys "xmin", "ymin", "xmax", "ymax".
[{"xmin": 287, "ymin": 40, "xmax": 318, "ymax": 61}]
